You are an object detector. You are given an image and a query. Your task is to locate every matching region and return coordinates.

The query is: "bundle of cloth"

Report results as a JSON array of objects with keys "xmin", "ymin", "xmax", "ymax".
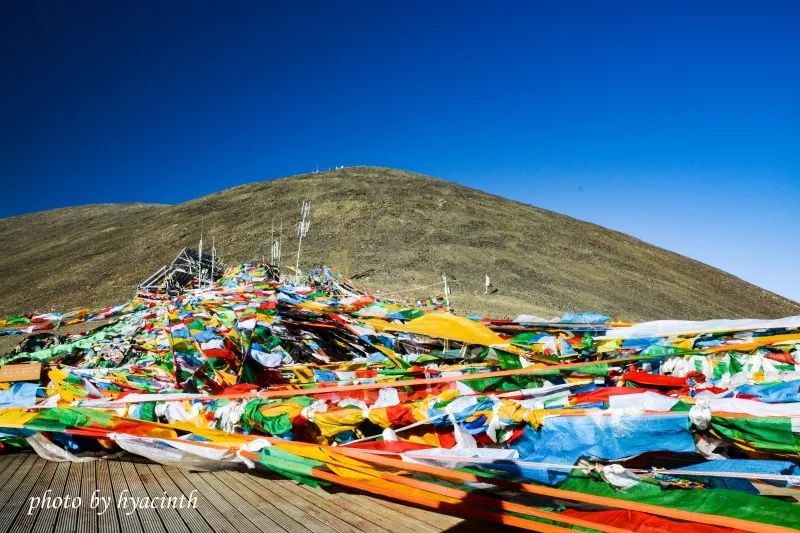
[{"xmin": 1, "ymin": 264, "xmax": 799, "ymax": 531}]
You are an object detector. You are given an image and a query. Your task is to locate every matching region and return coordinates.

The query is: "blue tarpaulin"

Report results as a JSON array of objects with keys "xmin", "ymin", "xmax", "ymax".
[
  {"xmin": 679, "ymin": 459, "xmax": 800, "ymax": 493},
  {"xmin": 0, "ymin": 382, "xmax": 38, "ymax": 408},
  {"xmin": 509, "ymin": 413, "xmax": 696, "ymax": 485},
  {"xmin": 733, "ymin": 380, "xmax": 800, "ymax": 404}
]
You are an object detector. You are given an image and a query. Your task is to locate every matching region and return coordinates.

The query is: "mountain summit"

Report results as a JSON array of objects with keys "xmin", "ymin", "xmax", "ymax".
[{"xmin": 1, "ymin": 166, "xmax": 797, "ymax": 320}]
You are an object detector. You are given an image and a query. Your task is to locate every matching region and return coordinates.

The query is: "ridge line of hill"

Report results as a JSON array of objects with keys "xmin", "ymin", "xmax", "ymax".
[{"xmin": 1, "ymin": 166, "xmax": 797, "ymax": 321}]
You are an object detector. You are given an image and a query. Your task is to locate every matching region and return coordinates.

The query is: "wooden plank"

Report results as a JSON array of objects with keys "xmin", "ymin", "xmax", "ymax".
[
  {"xmin": 234, "ymin": 470, "xmax": 485, "ymax": 533},
  {"xmin": 107, "ymin": 459, "xmax": 143, "ymax": 533},
  {"xmin": 173, "ymin": 469, "xmax": 278, "ymax": 533},
  {"xmin": 133, "ymin": 462, "xmax": 189, "ymax": 533},
  {"xmin": 295, "ymin": 483, "xmax": 414, "ymax": 533},
  {"xmin": 95, "ymin": 460, "xmax": 121, "ymax": 533},
  {"xmin": 194, "ymin": 471, "xmax": 289, "ymax": 533},
  {"xmin": 32, "ymin": 461, "xmax": 70, "ymax": 533},
  {"xmin": 0, "ymin": 453, "xmax": 27, "ymax": 525},
  {"xmin": 162, "ymin": 465, "xmax": 243, "ymax": 533},
  {"xmin": 362, "ymin": 492, "xmax": 487, "ymax": 533},
  {"xmin": 147, "ymin": 463, "xmax": 213, "ymax": 533},
  {"xmin": 0, "ymin": 454, "xmax": 45, "ymax": 531},
  {"xmin": 118, "ymin": 461, "xmax": 166, "ymax": 533},
  {"xmin": 0, "ymin": 454, "xmax": 489, "ymax": 533},
  {"xmin": 0, "ymin": 362, "xmax": 42, "ymax": 382},
  {"xmin": 7, "ymin": 459, "xmax": 57, "ymax": 532},
  {"xmin": 247, "ymin": 475, "xmax": 366, "ymax": 533},
  {"xmin": 0, "ymin": 453, "xmax": 33, "ymax": 504},
  {"xmin": 1, "ymin": 456, "xmax": 52, "ymax": 532},
  {"xmin": 77, "ymin": 461, "xmax": 98, "ymax": 533},
  {"xmin": 54, "ymin": 462, "xmax": 82, "ymax": 533},
  {"xmin": 376, "ymin": 495, "xmax": 470, "ymax": 530},
  {"xmin": 213, "ymin": 470, "xmax": 329, "ymax": 533},
  {"xmin": 278, "ymin": 480, "xmax": 390, "ymax": 532},
  {"xmin": 291, "ymin": 474, "xmax": 474, "ymax": 532},
  {"xmin": 132, "ymin": 462, "xmax": 189, "ymax": 533},
  {"xmin": 753, "ymin": 480, "xmax": 800, "ymax": 503},
  {"xmin": 340, "ymin": 492, "xmax": 439, "ymax": 533},
  {"xmin": 276, "ymin": 478, "xmax": 390, "ymax": 532}
]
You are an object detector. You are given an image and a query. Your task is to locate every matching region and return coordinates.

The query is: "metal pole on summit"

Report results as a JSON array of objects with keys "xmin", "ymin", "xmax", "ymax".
[
  {"xmin": 278, "ymin": 222, "xmax": 283, "ymax": 265},
  {"xmin": 271, "ymin": 220, "xmax": 283, "ymax": 266},
  {"xmin": 164, "ymin": 305, "xmax": 181, "ymax": 390},
  {"xmin": 198, "ymin": 222, "xmax": 204, "ymax": 286},
  {"xmin": 210, "ymin": 237, "xmax": 216, "ymax": 287},
  {"xmin": 295, "ymin": 200, "xmax": 310, "ymax": 283}
]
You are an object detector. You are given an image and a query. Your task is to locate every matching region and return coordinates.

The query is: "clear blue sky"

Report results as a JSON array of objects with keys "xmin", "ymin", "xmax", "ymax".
[{"xmin": 1, "ymin": 1, "xmax": 798, "ymax": 303}]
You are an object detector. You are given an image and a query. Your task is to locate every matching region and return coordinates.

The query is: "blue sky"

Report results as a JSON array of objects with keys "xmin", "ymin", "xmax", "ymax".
[{"xmin": 1, "ymin": 1, "xmax": 798, "ymax": 302}]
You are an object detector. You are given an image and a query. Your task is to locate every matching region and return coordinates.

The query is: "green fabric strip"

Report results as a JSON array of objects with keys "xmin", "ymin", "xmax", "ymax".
[
  {"xmin": 559, "ymin": 473, "xmax": 800, "ymax": 528},
  {"xmin": 258, "ymin": 447, "xmax": 325, "ymax": 486},
  {"xmin": 710, "ymin": 415, "xmax": 800, "ymax": 454}
]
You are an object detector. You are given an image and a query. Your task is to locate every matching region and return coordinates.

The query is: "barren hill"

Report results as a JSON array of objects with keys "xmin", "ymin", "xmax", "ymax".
[{"xmin": 1, "ymin": 166, "xmax": 797, "ymax": 321}]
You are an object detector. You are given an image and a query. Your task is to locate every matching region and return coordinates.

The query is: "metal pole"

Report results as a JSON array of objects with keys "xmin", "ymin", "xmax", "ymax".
[
  {"xmin": 210, "ymin": 237, "xmax": 216, "ymax": 286},
  {"xmin": 165, "ymin": 305, "xmax": 181, "ymax": 390},
  {"xmin": 295, "ymin": 200, "xmax": 310, "ymax": 283},
  {"xmin": 197, "ymin": 225, "xmax": 204, "ymax": 286}
]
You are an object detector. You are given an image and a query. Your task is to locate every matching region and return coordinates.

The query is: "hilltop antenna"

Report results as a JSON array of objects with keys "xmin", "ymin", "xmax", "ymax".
[
  {"xmin": 295, "ymin": 200, "xmax": 311, "ymax": 283},
  {"xmin": 198, "ymin": 222, "xmax": 205, "ymax": 285},
  {"xmin": 269, "ymin": 218, "xmax": 274, "ymax": 264},
  {"xmin": 271, "ymin": 218, "xmax": 282, "ymax": 266},
  {"xmin": 209, "ymin": 236, "xmax": 217, "ymax": 287}
]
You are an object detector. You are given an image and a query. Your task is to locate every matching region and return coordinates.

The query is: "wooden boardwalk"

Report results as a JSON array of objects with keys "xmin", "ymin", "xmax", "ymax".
[{"xmin": 0, "ymin": 453, "xmax": 490, "ymax": 533}]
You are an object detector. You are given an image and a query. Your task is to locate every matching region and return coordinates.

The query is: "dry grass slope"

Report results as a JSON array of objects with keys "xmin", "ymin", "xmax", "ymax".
[{"xmin": 1, "ymin": 166, "xmax": 798, "ymax": 321}]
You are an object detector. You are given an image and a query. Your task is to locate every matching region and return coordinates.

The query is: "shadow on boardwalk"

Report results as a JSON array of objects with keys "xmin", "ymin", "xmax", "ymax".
[{"xmin": 0, "ymin": 452, "xmax": 498, "ymax": 533}]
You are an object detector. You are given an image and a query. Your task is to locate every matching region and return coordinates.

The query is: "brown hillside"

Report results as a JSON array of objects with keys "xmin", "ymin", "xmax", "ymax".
[{"xmin": 1, "ymin": 166, "xmax": 797, "ymax": 321}]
